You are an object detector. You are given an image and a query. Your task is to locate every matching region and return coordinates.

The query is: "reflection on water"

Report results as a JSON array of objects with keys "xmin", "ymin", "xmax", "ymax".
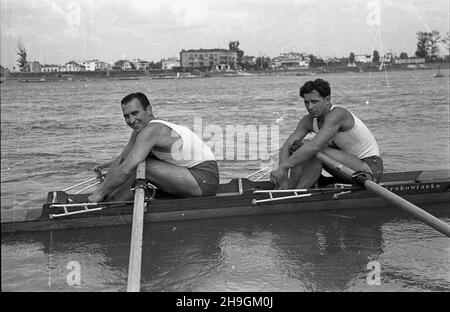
[{"xmin": 2, "ymin": 205, "xmax": 449, "ymax": 292}]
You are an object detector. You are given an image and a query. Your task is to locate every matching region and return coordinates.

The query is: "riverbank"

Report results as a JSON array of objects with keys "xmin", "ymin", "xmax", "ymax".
[{"xmin": 0, "ymin": 62, "xmax": 447, "ymax": 83}]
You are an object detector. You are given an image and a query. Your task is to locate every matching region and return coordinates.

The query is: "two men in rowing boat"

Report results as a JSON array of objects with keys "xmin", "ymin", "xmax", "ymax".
[
  {"xmin": 88, "ymin": 92, "xmax": 219, "ymax": 202},
  {"xmin": 270, "ymin": 79, "xmax": 383, "ymax": 189}
]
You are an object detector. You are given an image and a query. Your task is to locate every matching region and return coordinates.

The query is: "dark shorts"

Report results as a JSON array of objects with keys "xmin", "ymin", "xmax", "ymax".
[
  {"xmin": 361, "ymin": 155, "xmax": 383, "ymax": 182},
  {"xmin": 189, "ymin": 161, "xmax": 220, "ymax": 196}
]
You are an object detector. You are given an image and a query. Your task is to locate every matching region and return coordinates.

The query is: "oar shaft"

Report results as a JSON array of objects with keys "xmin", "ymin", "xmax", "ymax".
[
  {"xmin": 364, "ymin": 180, "xmax": 450, "ymax": 237},
  {"xmin": 127, "ymin": 161, "xmax": 146, "ymax": 292},
  {"xmin": 316, "ymin": 152, "xmax": 450, "ymax": 237}
]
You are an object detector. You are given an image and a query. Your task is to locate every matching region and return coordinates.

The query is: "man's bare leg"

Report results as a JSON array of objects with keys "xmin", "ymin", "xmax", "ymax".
[
  {"xmin": 290, "ymin": 147, "xmax": 373, "ymax": 189},
  {"xmin": 276, "ymin": 169, "xmax": 291, "ymax": 190},
  {"xmin": 145, "ymin": 158, "xmax": 203, "ymax": 196},
  {"xmin": 294, "ymin": 158, "xmax": 323, "ymax": 189},
  {"xmin": 104, "ymin": 173, "xmax": 136, "ymax": 201},
  {"xmin": 287, "ymin": 164, "xmax": 304, "ymax": 188},
  {"xmin": 320, "ymin": 147, "xmax": 373, "ymax": 182},
  {"xmin": 104, "ymin": 158, "xmax": 203, "ymax": 201}
]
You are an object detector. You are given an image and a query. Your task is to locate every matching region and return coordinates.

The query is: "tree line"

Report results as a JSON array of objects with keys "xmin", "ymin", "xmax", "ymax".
[
  {"xmin": 228, "ymin": 31, "xmax": 449, "ymax": 70},
  {"xmin": 415, "ymin": 30, "xmax": 448, "ymax": 61},
  {"xmin": 349, "ymin": 30, "xmax": 448, "ymax": 65}
]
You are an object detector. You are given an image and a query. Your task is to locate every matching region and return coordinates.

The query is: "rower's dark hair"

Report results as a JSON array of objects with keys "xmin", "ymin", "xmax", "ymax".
[
  {"xmin": 299, "ymin": 79, "xmax": 331, "ymax": 98},
  {"xmin": 121, "ymin": 92, "xmax": 151, "ymax": 110}
]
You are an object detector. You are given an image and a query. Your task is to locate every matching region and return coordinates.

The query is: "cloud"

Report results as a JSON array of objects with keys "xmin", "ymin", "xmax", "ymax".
[
  {"xmin": 129, "ymin": 0, "xmax": 164, "ymax": 15},
  {"xmin": 127, "ymin": 0, "xmax": 213, "ymax": 27},
  {"xmin": 42, "ymin": 0, "xmax": 65, "ymax": 16},
  {"xmin": 177, "ymin": 2, "xmax": 212, "ymax": 26}
]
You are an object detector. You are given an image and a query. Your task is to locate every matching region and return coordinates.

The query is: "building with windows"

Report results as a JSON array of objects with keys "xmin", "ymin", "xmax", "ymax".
[
  {"xmin": 354, "ymin": 54, "xmax": 372, "ymax": 63},
  {"xmin": 65, "ymin": 61, "xmax": 86, "ymax": 72},
  {"xmin": 381, "ymin": 52, "xmax": 395, "ymax": 64},
  {"xmin": 41, "ymin": 64, "xmax": 60, "ymax": 72},
  {"xmin": 180, "ymin": 49, "xmax": 237, "ymax": 71},
  {"xmin": 131, "ymin": 59, "xmax": 151, "ymax": 70},
  {"xmin": 393, "ymin": 58, "xmax": 425, "ymax": 64},
  {"xmin": 27, "ymin": 61, "xmax": 42, "ymax": 72},
  {"xmin": 114, "ymin": 60, "xmax": 133, "ymax": 70},
  {"xmin": 162, "ymin": 57, "xmax": 180, "ymax": 70},
  {"xmin": 271, "ymin": 52, "xmax": 309, "ymax": 69},
  {"xmin": 83, "ymin": 59, "xmax": 109, "ymax": 71}
]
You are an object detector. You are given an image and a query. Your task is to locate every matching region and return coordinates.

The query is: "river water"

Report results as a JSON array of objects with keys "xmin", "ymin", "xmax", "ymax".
[{"xmin": 1, "ymin": 69, "xmax": 449, "ymax": 291}]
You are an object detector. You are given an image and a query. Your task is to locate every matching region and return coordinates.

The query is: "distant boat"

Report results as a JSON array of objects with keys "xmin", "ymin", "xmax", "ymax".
[
  {"xmin": 152, "ymin": 74, "xmax": 178, "ymax": 80},
  {"xmin": 17, "ymin": 77, "xmax": 47, "ymax": 83},
  {"xmin": 296, "ymin": 72, "xmax": 313, "ymax": 76},
  {"xmin": 434, "ymin": 66, "xmax": 444, "ymax": 78},
  {"xmin": 237, "ymin": 71, "xmax": 254, "ymax": 76},
  {"xmin": 152, "ymin": 73, "xmax": 203, "ymax": 80},
  {"xmin": 117, "ymin": 77, "xmax": 140, "ymax": 81}
]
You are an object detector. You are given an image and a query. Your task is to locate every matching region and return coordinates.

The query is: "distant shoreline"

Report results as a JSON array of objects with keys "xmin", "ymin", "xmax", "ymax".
[{"xmin": 0, "ymin": 62, "xmax": 447, "ymax": 83}]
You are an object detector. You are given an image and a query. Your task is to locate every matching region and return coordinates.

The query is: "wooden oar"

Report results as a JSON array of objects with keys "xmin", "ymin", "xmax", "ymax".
[
  {"xmin": 315, "ymin": 152, "xmax": 450, "ymax": 237},
  {"xmin": 127, "ymin": 161, "xmax": 147, "ymax": 292}
]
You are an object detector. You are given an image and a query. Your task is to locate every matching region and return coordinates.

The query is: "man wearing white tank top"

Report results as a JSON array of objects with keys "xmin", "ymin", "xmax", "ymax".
[
  {"xmin": 88, "ymin": 92, "xmax": 219, "ymax": 202},
  {"xmin": 270, "ymin": 79, "xmax": 383, "ymax": 189}
]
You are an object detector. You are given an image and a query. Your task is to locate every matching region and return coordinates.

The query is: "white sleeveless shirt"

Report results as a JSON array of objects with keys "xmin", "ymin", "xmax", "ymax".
[
  {"xmin": 312, "ymin": 106, "xmax": 380, "ymax": 159},
  {"xmin": 149, "ymin": 120, "xmax": 215, "ymax": 168}
]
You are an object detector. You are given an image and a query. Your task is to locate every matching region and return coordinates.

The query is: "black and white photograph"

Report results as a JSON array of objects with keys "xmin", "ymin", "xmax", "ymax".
[{"xmin": 1, "ymin": 0, "xmax": 449, "ymax": 297}]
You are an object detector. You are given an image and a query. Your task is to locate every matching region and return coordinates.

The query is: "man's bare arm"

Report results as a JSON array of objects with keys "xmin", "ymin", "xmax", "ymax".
[
  {"xmin": 279, "ymin": 110, "xmax": 346, "ymax": 170},
  {"xmin": 279, "ymin": 116, "xmax": 311, "ymax": 164},
  {"xmin": 88, "ymin": 126, "xmax": 159, "ymax": 201}
]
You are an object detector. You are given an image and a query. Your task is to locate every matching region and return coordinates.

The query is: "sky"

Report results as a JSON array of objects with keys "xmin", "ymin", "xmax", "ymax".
[{"xmin": 1, "ymin": 0, "xmax": 449, "ymax": 68}]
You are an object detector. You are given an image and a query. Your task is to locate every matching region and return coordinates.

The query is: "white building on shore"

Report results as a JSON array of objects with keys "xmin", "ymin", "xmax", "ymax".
[
  {"xmin": 27, "ymin": 61, "xmax": 41, "ymax": 72},
  {"xmin": 114, "ymin": 60, "xmax": 133, "ymax": 70},
  {"xmin": 131, "ymin": 59, "xmax": 151, "ymax": 70},
  {"xmin": 393, "ymin": 58, "xmax": 425, "ymax": 64},
  {"xmin": 65, "ymin": 61, "xmax": 86, "ymax": 72},
  {"xmin": 41, "ymin": 64, "xmax": 60, "ymax": 72},
  {"xmin": 162, "ymin": 57, "xmax": 180, "ymax": 70},
  {"xmin": 271, "ymin": 52, "xmax": 310, "ymax": 69},
  {"xmin": 354, "ymin": 54, "xmax": 372, "ymax": 63},
  {"xmin": 83, "ymin": 59, "xmax": 109, "ymax": 71}
]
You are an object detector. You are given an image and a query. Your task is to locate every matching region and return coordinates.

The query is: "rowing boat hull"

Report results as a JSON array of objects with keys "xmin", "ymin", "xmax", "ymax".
[
  {"xmin": 2, "ymin": 170, "xmax": 450, "ymax": 233},
  {"xmin": 2, "ymin": 192, "xmax": 448, "ymax": 233}
]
